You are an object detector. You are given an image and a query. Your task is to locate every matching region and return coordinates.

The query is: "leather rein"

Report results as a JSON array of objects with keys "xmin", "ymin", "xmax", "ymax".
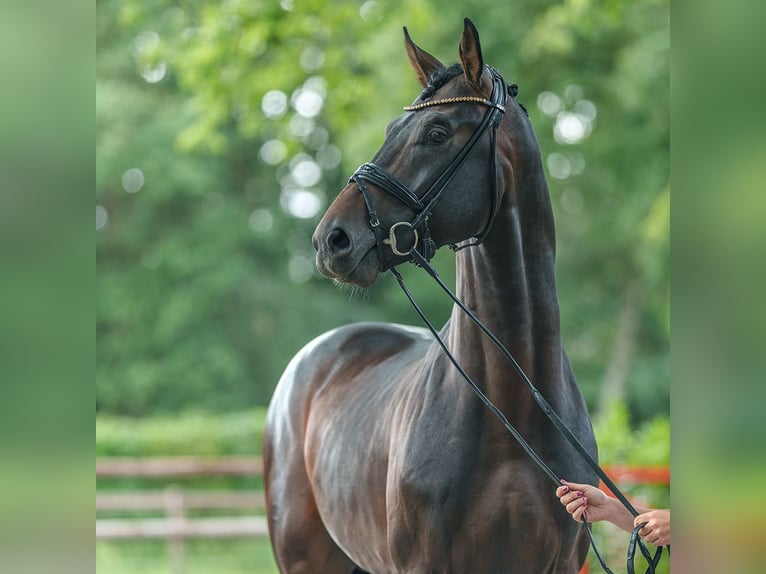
[{"xmin": 348, "ymin": 65, "xmax": 666, "ymax": 574}]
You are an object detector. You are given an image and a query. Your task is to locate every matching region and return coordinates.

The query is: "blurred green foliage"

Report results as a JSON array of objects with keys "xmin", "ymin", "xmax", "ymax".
[
  {"xmin": 97, "ymin": 0, "xmax": 668, "ymax": 421},
  {"xmin": 97, "ymin": 409, "xmax": 266, "ymax": 457}
]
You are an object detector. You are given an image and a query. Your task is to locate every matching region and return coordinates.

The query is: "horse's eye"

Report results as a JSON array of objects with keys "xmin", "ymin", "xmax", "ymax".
[{"xmin": 426, "ymin": 129, "xmax": 448, "ymax": 145}]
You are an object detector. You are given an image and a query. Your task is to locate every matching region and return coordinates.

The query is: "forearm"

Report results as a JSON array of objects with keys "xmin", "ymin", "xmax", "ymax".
[{"xmin": 603, "ymin": 497, "xmax": 639, "ymax": 533}]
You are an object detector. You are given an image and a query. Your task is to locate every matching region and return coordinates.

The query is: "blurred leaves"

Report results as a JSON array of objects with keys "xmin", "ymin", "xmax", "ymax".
[
  {"xmin": 97, "ymin": 0, "xmax": 668, "ymax": 420},
  {"xmin": 594, "ymin": 402, "xmax": 670, "ymax": 468},
  {"xmin": 96, "ymin": 409, "xmax": 267, "ymax": 457}
]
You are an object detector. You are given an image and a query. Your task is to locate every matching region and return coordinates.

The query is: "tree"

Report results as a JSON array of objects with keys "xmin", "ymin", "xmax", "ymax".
[{"xmin": 97, "ymin": 0, "xmax": 668, "ymax": 420}]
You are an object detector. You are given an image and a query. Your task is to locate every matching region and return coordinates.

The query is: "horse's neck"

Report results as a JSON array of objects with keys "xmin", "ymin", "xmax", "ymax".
[{"xmin": 448, "ymin": 179, "xmax": 563, "ymax": 412}]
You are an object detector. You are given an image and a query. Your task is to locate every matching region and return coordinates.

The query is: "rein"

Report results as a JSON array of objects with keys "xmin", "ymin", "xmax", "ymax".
[
  {"xmin": 391, "ymin": 253, "xmax": 664, "ymax": 574},
  {"xmin": 350, "ymin": 65, "xmax": 666, "ymax": 574}
]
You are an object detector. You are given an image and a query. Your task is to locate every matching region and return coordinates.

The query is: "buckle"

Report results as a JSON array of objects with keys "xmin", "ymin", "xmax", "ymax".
[{"xmin": 383, "ymin": 221, "xmax": 419, "ymax": 256}]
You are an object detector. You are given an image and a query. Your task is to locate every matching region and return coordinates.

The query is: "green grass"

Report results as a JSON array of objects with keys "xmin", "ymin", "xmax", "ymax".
[
  {"xmin": 96, "ymin": 539, "xmax": 278, "ymax": 574},
  {"xmin": 96, "ymin": 535, "xmax": 668, "ymax": 574}
]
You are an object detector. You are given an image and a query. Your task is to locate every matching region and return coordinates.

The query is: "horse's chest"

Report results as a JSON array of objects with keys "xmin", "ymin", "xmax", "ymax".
[
  {"xmin": 393, "ymin": 435, "xmax": 468, "ymax": 497},
  {"xmin": 389, "ymin": 424, "xmax": 519, "ymax": 524},
  {"xmin": 386, "ymin": 453, "xmax": 555, "ymax": 572}
]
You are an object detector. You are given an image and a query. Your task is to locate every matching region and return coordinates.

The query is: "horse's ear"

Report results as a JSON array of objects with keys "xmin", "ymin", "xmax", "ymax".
[
  {"xmin": 403, "ymin": 27, "xmax": 445, "ymax": 88},
  {"xmin": 459, "ymin": 18, "xmax": 484, "ymax": 91}
]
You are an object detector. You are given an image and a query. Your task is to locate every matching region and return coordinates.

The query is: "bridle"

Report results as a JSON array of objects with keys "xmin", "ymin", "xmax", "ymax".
[
  {"xmin": 347, "ymin": 65, "xmax": 667, "ymax": 573},
  {"xmin": 350, "ymin": 65, "xmax": 508, "ymax": 266}
]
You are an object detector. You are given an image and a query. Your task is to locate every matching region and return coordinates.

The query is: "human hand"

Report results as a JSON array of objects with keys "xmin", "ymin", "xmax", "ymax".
[
  {"xmin": 634, "ymin": 509, "xmax": 670, "ymax": 546},
  {"xmin": 555, "ymin": 480, "xmax": 611, "ymax": 523}
]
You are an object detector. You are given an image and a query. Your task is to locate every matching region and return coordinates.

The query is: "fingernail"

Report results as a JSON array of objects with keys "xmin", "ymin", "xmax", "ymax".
[
  {"xmin": 576, "ymin": 491, "xmax": 584, "ymax": 497},
  {"xmin": 560, "ymin": 479, "xmax": 566, "ymax": 484},
  {"xmin": 561, "ymin": 486, "xmax": 569, "ymax": 493},
  {"xmin": 583, "ymin": 497, "xmax": 588, "ymax": 505}
]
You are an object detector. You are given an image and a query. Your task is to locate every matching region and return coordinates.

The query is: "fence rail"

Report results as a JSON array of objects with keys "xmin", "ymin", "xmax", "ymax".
[
  {"xmin": 97, "ymin": 456, "xmax": 263, "ymax": 477},
  {"xmin": 96, "ymin": 490, "xmax": 266, "ymax": 511},
  {"xmin": 603, "ymin": 464, "xmax": 670, "ymax": 485},
  {"xmin": 97, "ymin": 516, "xmax": 269, "ymax": 539}
]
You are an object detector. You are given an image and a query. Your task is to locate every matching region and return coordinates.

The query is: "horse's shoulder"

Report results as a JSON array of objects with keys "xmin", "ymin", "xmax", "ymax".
[
  {"xmin": 271, "ymin": 323, "xmax": 429, "ymax": 420},
  {"xmin": 302, "ymin": 321, "xmax": 430, "ymax": 356},
  {"xmin": 276, "ymin": 322, "xmax": 428, "ymax": 383}
]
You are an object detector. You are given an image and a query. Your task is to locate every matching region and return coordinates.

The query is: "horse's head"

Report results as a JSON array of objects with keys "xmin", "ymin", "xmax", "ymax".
[{"xmin": 314, "ymin": 19, "xmax": 524, "ymax": 287}]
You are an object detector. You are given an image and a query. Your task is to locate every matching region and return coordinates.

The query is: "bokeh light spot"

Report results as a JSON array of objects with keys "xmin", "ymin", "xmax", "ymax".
[
  {"xmin": 360, "ymin": 1, "xmax": 383, "ymax": 22},
  {"xmin": 288, "ymin": 254, "xmax": 315, "ymax": 283},
  {"xmin": 293, "ymin": 89, "xmax": 323, "ymax": 118},
  {"xmin": 280, "ymin": 188, "xmax": 322, "ymax": 219},
  {"xmin": 122, "ymin": 168, "xmax": 145, "ymax": 193},
  {"xmin": 546, "ymin": 152, "xmax": 572, "ymax": 180},
  {"xmin": 574, "ymin": 99, "xmax": 597, "ymax": 122},
  {"xmin": 316, "ymin": 145, "xmax": 342, "ymax": 170},
  {"xmin": 141, "ymin": 62, "xmax": 166, "ymax": 83},
  {"xmin": 537, "ymin": 91, "xmax": 562, "ymax": 117},
  {"xmin": 554, "ymin": 112, "xmax": 590, "ymax": 145},
  {"xmin": 262, "ymin": 90, "xmax": 288, "ymax": 119},
  {"xmin": 132, "ymin": 31, "xmax": 160, "ymax": 58},
  {"xmin": 290, "ymin": 157, "xmax": 322, "ymax": 187},
  {"xmin": 300, "ymin": 47, "xmax": 325, "ymax": 73},
  {"xmin": 289, "ymin": 115, "xmax": 315, "ymax": 138},
  {"xmin": 96, "ymin": 205, "xmax": 109, "ymax": 231},
  {"xmin": 249, "ymin": 209, "xmax": 274, "ymax": 233},
  {"xmin": 260, "ymin": 139, "xmax": 287, "ymax": 165}
]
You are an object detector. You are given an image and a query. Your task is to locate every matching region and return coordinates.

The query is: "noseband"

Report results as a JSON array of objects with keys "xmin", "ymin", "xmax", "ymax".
[{"xmin": 350, "ymin": 65, "xmax": 509, "ymax": 268}]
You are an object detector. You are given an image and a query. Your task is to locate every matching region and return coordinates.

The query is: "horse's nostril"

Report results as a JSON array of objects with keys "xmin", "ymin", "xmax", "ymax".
[{"xmin": 327, "ymin": 228, "xmax": 352, "ymax": 254}]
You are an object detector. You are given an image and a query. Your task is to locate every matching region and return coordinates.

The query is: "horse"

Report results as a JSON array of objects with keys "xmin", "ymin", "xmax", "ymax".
[{"xmin": 264, "ymin": 19, "xmax": 599, "ymax": 573}]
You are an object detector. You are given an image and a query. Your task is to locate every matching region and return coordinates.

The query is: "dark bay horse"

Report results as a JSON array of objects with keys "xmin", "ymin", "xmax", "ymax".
[{"xmin": 264, "ymin": 19, "xmax": 598, "ymax": 573}]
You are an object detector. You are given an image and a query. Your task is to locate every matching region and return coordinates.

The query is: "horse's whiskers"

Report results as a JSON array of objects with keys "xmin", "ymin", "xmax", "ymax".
[{"xmin": 331, "ymin": 279, "xmax": 367, "ymax": 300}]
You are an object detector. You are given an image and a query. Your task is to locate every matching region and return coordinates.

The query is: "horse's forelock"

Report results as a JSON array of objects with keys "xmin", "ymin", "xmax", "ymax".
[
  {"xmin": 420, "ymin": 64, "xmax": 528, "ymax": 117},
  {"xmin": 418, "ymin": 63, "xmax": 464, "ymax": 101}
]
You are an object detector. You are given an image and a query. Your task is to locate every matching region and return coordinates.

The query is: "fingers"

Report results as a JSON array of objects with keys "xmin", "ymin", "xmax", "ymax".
[
  {"xmin": 559, "ymin": 479, "xmax": 591, "ymax": 492},
  {"xmin": 571, "ymin": 496, "xmax": 588, "ymax": 521},
  {"xmin": 636, "ymin": 520, "xmax": 653, "ymax": 539},
  {"xmin": 558, "ymin": 488, "xmax": 585, "ymax": 505},
  {"xmin": 557, "ymin": 487, "xmax": 587, "ymax": 521},
  {"xmin": 557, "ymin": 479, "xmax": 605, "ymax": 524},
  {"xmin": 634, "ymin": 512, "xmax": 669, "ymax": 546},
  {"xmin": 638, "ymin": 524, "xmax": 661, "ymax": 545},
  {"xmin": 556, "ymin": 480, "xmax": 590, "ymax": 501},
  {"xmin": 634, "ymin": 512, "xmax": 655, "ymax": 532}
]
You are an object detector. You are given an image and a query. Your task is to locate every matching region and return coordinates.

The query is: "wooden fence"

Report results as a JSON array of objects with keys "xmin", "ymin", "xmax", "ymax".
[{"xmin": 96, "ymin": 456, "xmax": 669, "ymax": 574}]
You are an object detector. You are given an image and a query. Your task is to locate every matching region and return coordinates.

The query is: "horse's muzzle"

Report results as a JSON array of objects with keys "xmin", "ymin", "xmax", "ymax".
[{"xmin": 313, "ymin": 221, "xmax": 379, "ymax": 287}]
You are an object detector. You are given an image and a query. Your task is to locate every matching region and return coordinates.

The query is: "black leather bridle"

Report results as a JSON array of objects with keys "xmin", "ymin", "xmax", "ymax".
[{"xmin": 350, "ymin": 65, "xmax": 508, "ymax": 267}]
